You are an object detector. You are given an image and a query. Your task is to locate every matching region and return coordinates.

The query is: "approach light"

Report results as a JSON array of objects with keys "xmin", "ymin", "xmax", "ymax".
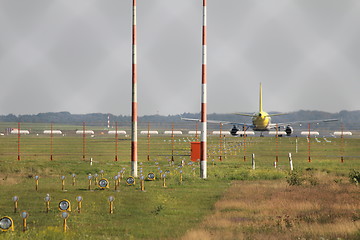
[
  {"xmin": 108, "ymin": 196, "xmax": 115, "ymax": 214},
  {"xmin": 59, "ymin": 199, "xmax": 71, "ymax": 212},
  {"xmin": 147, "ymin": 172, "xmax": 155, "ymax": 181},
  {"xmin": 12, "ymin": 196, "xmax": 19, "ymax": 213},
  {"xmin": 44, "ymin": 194, "xmax": 51, "ymax": 213},
  {"xmin": 0, "ymin": 217, "xmax": 14, "ymax": 232},
  {"xmin": 126, "ymin": 176, "xmax": 135, "ymax": 186},
  {"xmin": 114, "ymin": 175, "xmax": 119, "ymax": 191},
  {"xmin": 35, "ymin": 175, "xmax": 39, "ymax": 191},
  {"xmin": 20, "ymin": 211, "xmax": 28, "ymax": 232},
  {"xmin": 72, "ymin": 173, "xmax": 76, "ymax": 186},
  {"xmin": 98, "ymin": 178, "xmax": 109, "ymax": 189},
  {"xmin": 61, "ymin": 211, "xmax": 69, "ymax": 232},
  {"xmin": 76, "ymin": 196, "xmax": 83, "ymax": 213},
  {"xmin": 94, "ymin": 173, "xmax": 99, "ymax": 185},
  {"xmin": 60, "ymin": 176, "xmax": 66, "ymax": 191}
]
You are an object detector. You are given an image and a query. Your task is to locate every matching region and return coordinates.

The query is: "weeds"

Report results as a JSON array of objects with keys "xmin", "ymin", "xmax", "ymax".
[
  {"xmin": 286, "ymin": 171, "xmax": 303, "ymax": 186},
  {"xmin": 349, "ymin": 169, "xmax": 360, "ymax": 185}
]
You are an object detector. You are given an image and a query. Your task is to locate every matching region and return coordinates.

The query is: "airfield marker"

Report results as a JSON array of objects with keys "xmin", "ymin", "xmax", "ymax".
[
  {"xmin": 140, "ymin": 175, "xmax": 145, "ymax": 191},
  {"xmin": 289, "ymin": 153, "xmax": 294, "ymax": 171},
  {"xmin": 50, "ymin": 122, "xmax": 53, "ymax": 161},
  {"xmin": 13, "ymin": 196, "xmax": 19, "ymax": 213},
  {"xmin": 340, "ymin": 124, "xmax": 344, "ymax": 163},
  {"xmin": 61, "ymin": 176, "xmax": 66, "ymax": 191},
  {"xmin": 251, "ymin": 153, "xmax": 255, "ymax": 170},
  {"xmin": 72, "ymin": 174, "xmax": 76, "ymax": 186},
  {"xmin": 88, "ymin": 175, "xmax": 92, "ymax": 191},
  {"xmin": 308, "ymin": 123, "xmax": 311, "ymax": 162},
  {"xmin": 131, "ymin": 0, "xmax": 138, "ymax": 178},
  {"xmin": 108, "ymin": 196, "xmax": 115, "ymax": 214},
  {"xmin": 275, "ymin": 124, "xmax": 279, "ymax": 162},
  {"xmin": 243, "ymin": 124, "xmax": 247, "ymax": 161},
  {"xmin": 115, "ymin": 122, "xmax": 118, "ymax": 161},
  {"xmin": 219, "ymin": 123, "xmax": 223, "ymax": 161},
  {"xmin": 76, "ymin": 196, "xmax": 83, "ymax": 213},
  {"xmin": 44, "ymin": 194, "xmax": 51, "ymax": 213},
  {"xmin": 35, "ymin": 175, "xmax": 39, "ymax": 191},
  {"xmin": 17, "ymin": 122, "xmax": 21, "ymax": 161},
  {"xmin": 20, "ymin": 211, "xmax": 28, "ymax": 232},
  {"xmin": 61, "ymin": 212, "xmax": 69, "ymax": 232},
  {"xmin": 200, "ymin": 0, "xmax": 208, "ymax": 179},
  {"xmin": 147, "ymin": 122, "xmax": 150, "ymax": 161},
  {"xmin": 82, "ymin": 122, "xmax": 86, "ymax": 161}
]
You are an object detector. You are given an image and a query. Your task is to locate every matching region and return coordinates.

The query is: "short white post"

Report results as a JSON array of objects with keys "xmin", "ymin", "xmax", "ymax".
[
  {"xmin": 274, "ymin": 161, "xmax": 277, "ymax": 168},
  {"xmin": 295, "ymin": 137, "xmax": 298, "ymax": 153},
  {"xmin": 288, "ymin": 153, "xmax": 294, "ymax": 171},
  {"xmin": 251, "ymin": 153, "xmax": 255, "ymax": 170},
  {"xmin": 90, "ymin": 157, "xmax": 93, "ymax": 166}
]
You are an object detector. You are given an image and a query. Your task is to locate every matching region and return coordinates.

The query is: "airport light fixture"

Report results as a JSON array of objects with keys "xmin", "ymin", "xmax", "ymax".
[
  {"xmin": 140, "ymin": 175, "xmax": 145, "ymax": 191},
  {"xmin": 12, "ymin": 196, "xmax": 19, "ymax": 213},
  {"xmin": 58, "ymin": 199, "xmax": 71, "ymax": 212},
  {"xmin": 94, "ymin": 173, "xmax": 99, "ymax": 186},
  {"xmin": 0, "ymin": 216, "xmax": 14, "ymax": 232},
  {"xmin": 147, "ymin": 172, "xmax": 155, "ymax": 181},
  {"xmin": 76, "ymin": 196, "xmax": 83, "ymax": 213},
  {"xmin": 20, "ymin": 211, "xmax": 28, "ymax": 232},
  {"xmin": 44, "ymin": 194, "xmax": 51, "ymax": 213},
  {"xmin": 100, "ymin": 170, "xmax": 104, "ymax": 178},
  {"xmin": 61, "ymin": 176, "xmax": 65, "ymax": 191},
  {"xmin": 126, "ymin": 176, "xmax": 135, "ymax": 186},
  {"xmin": 99, "ymin": 178, "xmax": 109, "ymax": 189},
  {"xmin": 35, "ymin": 175, "xmax": 39, "ymax": 191},
  {"xmin": 72, "ymin": 173, "xmax": 76, "ymax": 186},
  {"xmin": 114, "ymin": 175, "xmax": 119, "ymax": 191},
  {"xmin": 61, "ymin": 211, "xmax": 69, "ymax": 232},
  {"xmin": 108, "ymin": 196, "xmax": 115, "ymax": 214},
  {"xmin": 88, "ymin": 174, "xmax": 92, "ymax": 190}
]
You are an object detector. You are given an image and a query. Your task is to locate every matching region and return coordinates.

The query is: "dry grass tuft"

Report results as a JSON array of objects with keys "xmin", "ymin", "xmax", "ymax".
[{"xmin": 183, "ymin": 173, "xmax": 360, "ymax": 239}]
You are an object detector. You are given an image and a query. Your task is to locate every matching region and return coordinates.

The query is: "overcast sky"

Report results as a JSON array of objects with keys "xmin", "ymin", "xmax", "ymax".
[{"xmin": 0, "ymin": 0, "xmax": 359, "ymax": 116}]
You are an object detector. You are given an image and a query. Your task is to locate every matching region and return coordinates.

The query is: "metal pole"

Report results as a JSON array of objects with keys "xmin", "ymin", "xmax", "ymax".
[
  {"xmin": 17, "ymin": 122, "xmax": 21, "ymax": 161},
  {"xmin": 115, "ymin": 122, "xmax": 118, "ymax": 161},
  {"xmin": 131, "ymin": 0, "xmax": 138, "ymax": 177},
  {"xmin": 200, "ymin": 0, "xmax": 207, "ymax": 179}
]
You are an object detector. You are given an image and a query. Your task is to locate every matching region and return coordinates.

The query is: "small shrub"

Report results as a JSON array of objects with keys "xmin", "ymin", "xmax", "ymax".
[
  {"xmin": 286, "ymin": 171, "xmax": 303, "ymax": 186},
  {"xmin": 349, "ymin": 169, "xmax": 360, "ymax": 185}
]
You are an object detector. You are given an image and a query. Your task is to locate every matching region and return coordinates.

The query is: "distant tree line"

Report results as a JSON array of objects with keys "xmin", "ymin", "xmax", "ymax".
[{"xmin": 0, "ymin": 110, "xmax": 359, "ymax": 129}]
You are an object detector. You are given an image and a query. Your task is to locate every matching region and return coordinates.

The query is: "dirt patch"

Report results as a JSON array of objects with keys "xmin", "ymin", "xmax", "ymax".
[
  {"xmin": 0, "ymin": 174, "xmax": 22, "ymax": 185},
  {"xmin": 182, "ymin": 176, "xmax": 360, "ymax": 240}
]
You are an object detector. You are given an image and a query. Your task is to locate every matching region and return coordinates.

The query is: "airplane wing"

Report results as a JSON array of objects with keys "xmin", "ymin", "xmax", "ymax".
[
  {"xmin": 181, "ymin": 118, "xmax": 253, "ymax": 128},
  {"xmin": 275, "ymin": 118, "xmax": 338, "ymax": 128}
]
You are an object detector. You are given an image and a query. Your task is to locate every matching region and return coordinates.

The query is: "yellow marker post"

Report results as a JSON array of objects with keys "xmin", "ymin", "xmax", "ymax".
[
  {"xmin": 35, "ymin": 175, "xmax": 39, "ymax": 191},
  {"xmin": 108, "ymin": 196, "xmax": 115, "ymax": 214},
  {"xmin": 76, "ymin": 196, "xmax": 83, "ymax": 213},
  {"xmin": 20, "ymin": 211, "xmax": 28, "ymax": 232}
]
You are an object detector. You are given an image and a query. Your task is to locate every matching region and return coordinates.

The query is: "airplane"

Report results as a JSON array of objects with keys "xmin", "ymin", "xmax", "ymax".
[{"xmin": 182, "ymin": 83, "xmax": 338, "ymax": 136}]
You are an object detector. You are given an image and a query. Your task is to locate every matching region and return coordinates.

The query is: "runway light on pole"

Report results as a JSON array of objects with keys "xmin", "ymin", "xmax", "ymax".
[
  {"xmin": 88, "ymin": 174, "xmax": 92, "ymax": 190},
  {"xmin": 35, "ymin": 175, "xmax": 39, "ymax": 191},
  {"xmin": 162, "ymin": 174, "xmax": 167, "ymax": 188},
  {"xmin": 140, "ymin": 175, "xmax": 145, "ymax": 191},
  {"xmin": 61, "ymin": 176, "xmax": 66, "ymax": 191},
  {"xmin": 44, "ymin": 194, "xmax": 51, "ymax": 213},
  {"xmin": 108, "ymin": 196, "xmax": 115, "ymax": 214},
  {"xmin": 0, "ymin": 216, "xmax": 14, "ymax": 232},
  {"xmin": 76, "ymin": 196, "xmax": 83, "ymax": 213},
  {"xmin": 94, "ymin": 173, "xmax": 99, "ymax": 186},
  {"xmin": 72, "ymin": 173, "xmax": 76, "ymax": 186},
  {"xmin": 20, "ymin": 211, "xmax": 28, "ymax": 232},
  {"xmin": 12, "ymin": 196, "xmax": 19, "ymax": 213},
  {"xmin": 61, "ymin": 211, "xmax": 69, "ymax": 232}
]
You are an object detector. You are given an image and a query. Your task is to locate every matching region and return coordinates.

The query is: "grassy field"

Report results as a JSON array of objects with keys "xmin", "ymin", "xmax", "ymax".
[{"xmin": 0, "ymin": 127, "xmax": 359, "ymax": 239}]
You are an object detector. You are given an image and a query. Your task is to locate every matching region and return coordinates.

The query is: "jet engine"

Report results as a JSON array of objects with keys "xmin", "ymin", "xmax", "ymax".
[
  {"xmin": 230, "ymin": 125, "xmax": 239, "ymax": 136},
  {"xmin": 285, "ymin": 125, "xmax": 293, "ymax": 136}
]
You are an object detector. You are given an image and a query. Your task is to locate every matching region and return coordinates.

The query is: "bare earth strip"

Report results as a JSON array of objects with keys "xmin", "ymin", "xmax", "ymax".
[{"xmin": 182, "ymin": 175, "xmax": 360, "ymax": 240}]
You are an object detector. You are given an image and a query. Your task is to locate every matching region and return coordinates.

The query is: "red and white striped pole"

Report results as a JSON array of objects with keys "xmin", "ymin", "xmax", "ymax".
[
  {"xmin": 131, "ymin": 0, "xmax": 138, "ymax": 177},
  {"xmin": 200, "ymin": 0, "xmax": 207, "ymax": 179}
]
